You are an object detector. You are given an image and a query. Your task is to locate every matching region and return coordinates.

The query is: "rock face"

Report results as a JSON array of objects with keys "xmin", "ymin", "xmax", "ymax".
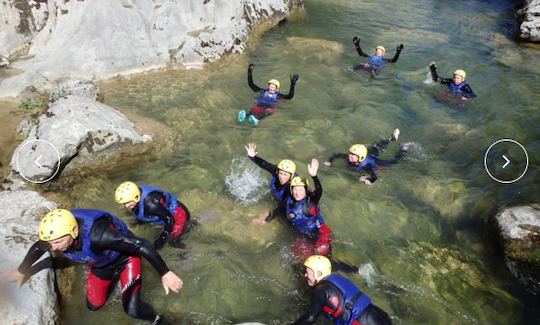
[
  {"xmin": 0, "ymin": 190, "xmax": 58, "ymax": 324},
  {"xmin": 7, "ymin": 80, "xmax": 149, "ymax": 186},
  {"xmin": 0, "ymin": 0, "xmax": 303, "ymax": 97},
  {"xmin": 492, "ymin": 204, "xmax": 540, "ymax": 293},
  {"xmin": 519, "ymin": 0, "xmax": 540, "ymax": 42}
]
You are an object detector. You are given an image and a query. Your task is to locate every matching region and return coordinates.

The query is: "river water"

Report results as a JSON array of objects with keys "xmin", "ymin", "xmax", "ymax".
[{"xmin": 39, "ymin": 0, "xmax": 540, "ymax": 323}]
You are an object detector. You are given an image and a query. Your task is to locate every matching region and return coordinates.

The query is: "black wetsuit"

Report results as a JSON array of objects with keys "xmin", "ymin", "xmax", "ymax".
[
  {"xmin": 353, "ymin": 41, "xmax": 403, "ymax": 74},
  {"xmin": 294, "ymin": 281, "xmax": 391, "ymax": 325},
  {"xmin": 326, "ymin": 139, "xmax": 406, "ymax": 183},
  {"xmin": 18, "ymin": 217, "xmax": 169, "ymax": 322},
  {"xmin": 132, "ymin": 191, "xmax": 191, "ymax": 249},
  {"xmin": 429, "ymin": 65, "xmax": 476, "ymax": 99},
  {"xmin": 249, "ymin": 155, "xmax": 291, "ymax": 221}
]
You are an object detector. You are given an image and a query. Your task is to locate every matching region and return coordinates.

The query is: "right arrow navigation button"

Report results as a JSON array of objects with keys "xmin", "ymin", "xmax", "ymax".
[{"xmin": 484, "ymin": 139, "xmax": 528, "ymax": 184}]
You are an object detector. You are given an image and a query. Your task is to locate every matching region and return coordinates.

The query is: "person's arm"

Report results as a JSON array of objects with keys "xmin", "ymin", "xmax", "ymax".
[
  {"xmin": 385, "ymin": 44, "xmax": 404, "ymax": 63},
  {"xmin": 280, "ymin": 74, "xmax": 299, "ymax": 99},
  {"xmin": 353, "ymin": 37, "xmax": 370, "ymax": 58},
  {"xmin": 144, "ymin": 193, "xmax": 174, "ymax": 249},
  {"xmin": 429, "ymin": 63, "xmax": 452, "ymax": 84},
  {"xmin": 90, "ymin": 219, "xmax": 169, "ymax": 276},
  {"xmin": 251, "ymin": 156, "xmax": 278, "ymax": 174},
  {"xmin": 247, "ymin": 63, "xmax": 264, "ymax": 92},
  {"xmin": 324, "ymin": 153, "xmax": 348, "ymax": 166},
  {"xmin": 293, "ymin": 285, "xmax": 327, "ymax": 324},
  {"xmin": 460, "ymin": 84, "xmax": 477, "ymax": 98},
  {"xmin": 311, "ymin": 175, "xmax": 323, "ymax": 203},
  {"xmin": 363, "ymin": 165, "xmax": 378, "ymax": 184}
]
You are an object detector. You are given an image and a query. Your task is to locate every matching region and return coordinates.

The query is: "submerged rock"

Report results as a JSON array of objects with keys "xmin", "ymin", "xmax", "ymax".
[
  {"xmin": 491, "ymin": 204, "xmax": 540, "ymax": 293},
  {"xmin": 0, "ymin": 190, "xmax": 58, "ymax": 324}
]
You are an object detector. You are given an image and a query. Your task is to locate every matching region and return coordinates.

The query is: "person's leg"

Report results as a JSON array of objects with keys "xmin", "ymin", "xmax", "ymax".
[
  {"xmin": 370, "ymin": 129, "xmax": 400, "ymax": 156},
  {"xmin": 314, "ymin": 224, "xmax": 332, "ymax": 256},
  {"xmin": 85, "ymin": 266, "xmax": 115, "ymax": 311},
  {"xmin": 119, "ymin": 256, "xmax": 157, "ymax": 322},
  {"xmin": 169, "ymin": 203, "xmax": 190, "ymax": 247}
]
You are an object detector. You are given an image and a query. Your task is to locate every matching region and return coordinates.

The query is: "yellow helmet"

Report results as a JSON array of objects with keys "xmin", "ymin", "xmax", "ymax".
[
  {"xmin": 115, "ymin": 181, "xmax": 141, "ymax": 204},
  {"xmin": 349, "ymin": 144, "xmax": 368, "ymax": 162},
  {"xmin": 268, "ymin": 79, "xmax": 280, "ymax": 89},
  {"xmin": 304, "ymin": 255, "xmax": 332, "ymax": 281},
  {"xmin": 375, "ymin": 45, "xmax": 386, "ymax": 55},
  {"xmin": 38, "ymin": 209, "xmax": 78, "ymax": 241},
  {"xmin": 277, "ymin": 159, "xmax": 296, "ymax": 175},
  {"xmin": 290, "ymin": 176, "xmax": 309, "ymax": 189},
  {"xmin": 453, "ymin": 69, "xmax": 466, "ymax": 80}
]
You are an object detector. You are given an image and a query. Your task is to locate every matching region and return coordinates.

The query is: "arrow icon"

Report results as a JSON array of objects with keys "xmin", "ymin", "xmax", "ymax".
[
  {"xmin": 502, "ymin": 155, "xmax": 510, "ymax": 169},
  {"xmin": 35, "ymin": 155, "xmax": 43, "ymax": 169}
]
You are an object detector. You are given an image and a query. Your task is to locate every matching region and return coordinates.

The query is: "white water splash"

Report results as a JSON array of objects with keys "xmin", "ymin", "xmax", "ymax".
[
  {"xmin": 423, "ymin": 68, "xmax": 434, "ymax": 84},
  {"xmin": 225, "ymin": 156, "xmax": 269, "ymax": 206},
  {"xmin": 358, "ymin": 263, "xmax": 377, "ymax": 287}
]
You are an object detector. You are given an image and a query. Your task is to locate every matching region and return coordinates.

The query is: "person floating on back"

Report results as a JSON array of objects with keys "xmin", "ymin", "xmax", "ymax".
[
  {"xmin": 294, "ymin": 255, "xmax": 392, "ymax": 325},
  {"xmin": 429, "ymin": 61, "xmax": 476, "ymax": 100},
  {"xmin": 115, "ymin": 181, "xmax": 191, "ymax": 250},
  {"xmin": 352, "ymin": 37, "xmax": 403, "ymax": 76},
  {"xmin": 323, "ymin": 129, "xmax": 411, "ymax": 186},
  {"xmin": 237, "ymin": 63, "xmax": 299, "ymax": 126}
]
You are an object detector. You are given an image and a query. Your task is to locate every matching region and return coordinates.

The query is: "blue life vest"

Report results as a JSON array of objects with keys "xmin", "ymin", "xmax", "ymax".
[
  {"xmin": 64, "ymin": 209, "xmax": 128, "ymax": 268},
  {"xmin": 269, "ymin": 172, "xmax": 297, "ymax": 202},
  {"xmin": 355, "ymin": 155, "xmax": 378, "ymax": 172},
  {"xmin": 322, "ymin": 274, "xmax": 372, "ymax": 325},
  {"xmin": 132, "ymin": 185, "xmax": 178, "ymax": 224},
  {"xmin": 256, "ymin": 90, "xmax": 280, "ymax": 107},
  {"xmin": 285, "ymin": 196, "xmax": 324, "ymax": 234},
  {"xmin": 447, "ymin": 81, "xmax": 469, "ymax": 96},
  {"xmin": 368, "ymin": 55, "xmax": 385, "ymax": 70}
]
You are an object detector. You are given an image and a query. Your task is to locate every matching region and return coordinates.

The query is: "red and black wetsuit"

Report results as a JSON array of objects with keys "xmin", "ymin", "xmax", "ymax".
[
  {"xmin": 132, "ymin": 191, "xmax": 191, "ymax": 249},
  {"xmin": 287, "ymin": 175, "xmax": 333, "ymax": 260},
  {"xmin": 294, "ymin": 280, "xmax": 391, "ymax": 325},
  {"xmin": 17, "ymin": 216, "xmax": 170, "ymax": 322},
  {"xmin": 247, "ymin": 67, "xmax": 296, "ymax": 119}
]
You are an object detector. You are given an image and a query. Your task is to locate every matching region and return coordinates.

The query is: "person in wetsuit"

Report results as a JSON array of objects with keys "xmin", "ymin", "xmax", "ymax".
[
  {"xmin": 324, "ymin": 129, "xmax": 410, "ymax": 186},
  {"xmin": 245, "ymin": 142, "xmax": 296, "ymax": 224},
  {"xmin": 294, "ymin": 255, "xmax": 391, "ymax": 325},
  {"xmin": 429, "ymin": 61, "xmax": 476, "ymax": 100},
  {"xmin": 115, "ymin": 181, "xmax": 191, "ymax": 249},
  {"xmin": 286, "ymin": 159, "xmax": 332, "ymax": 261},
  {"xmin": 352, "ymin": 37, "xmax": 403, "ymax": 76},
  {"xmin": 0, "ymin": 209, "xmax": 182, "ymax": 324},
  {"xmin": 237, "ymin": 63, "xmax": 299, "ymax": 125}
]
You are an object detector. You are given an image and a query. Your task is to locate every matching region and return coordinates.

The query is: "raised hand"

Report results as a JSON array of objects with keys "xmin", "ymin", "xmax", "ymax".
[
  {"xmin": 248, "ymin": 63, "xmax": 255, "ymax": 71},
  {"xmin": 429, "ymin": 60, "xmax": 437, "ymax": 68},
  {"xmin": 353, "ymin": 36, "xmax": 360, "ymax": 47},
  {"xmin": 397, "ymin": 44, "xmax": 404, "ymax": 51},
  {"xmin": 245, "ymin": 143, "xmax": 258, "ymax": 158},
  {"xmin": 307, "ymin": 158, "xmax": 319, "ymax": 177},
  {"xmin": 290, "ymin": 74, "xmax": 299, "ymax": 83}
]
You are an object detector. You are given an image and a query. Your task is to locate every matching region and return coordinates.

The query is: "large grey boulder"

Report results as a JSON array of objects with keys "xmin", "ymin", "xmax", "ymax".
[
  {"xmin": 0, "ymin": 0, "xmax": 303, "ymax": 97},
  {"xmin": 491, "ymin": 204, "xmax": 540, "ymax": 293},
  {"xmin": 8, "ymin": 81, "xmax": 149, "ymax": 186},
  {"xmin": 519, "ymin": 0, "xmax": 540, "ymax": 42},
  {"xmin": 0, "ymin": 190, "xmax": 58, "ymax": 325}
]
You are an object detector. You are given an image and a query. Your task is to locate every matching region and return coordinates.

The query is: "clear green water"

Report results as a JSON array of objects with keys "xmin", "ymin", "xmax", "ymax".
[{"xmin": 58, "ymin": 0, "xmax": 540, "ymax": 324}]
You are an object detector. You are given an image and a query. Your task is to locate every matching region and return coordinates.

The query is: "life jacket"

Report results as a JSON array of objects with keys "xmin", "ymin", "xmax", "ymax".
[
  {"xmin": 368, "ymin": 55, "xmax": 385, "ymax": 70},
  {"xmin": 269, "ymin": 172, "xmax": 297, "ymax": 202},
  {"xmin": 447, "ymin": 81, "xmax": 469, "ymax": 96},
  {"xmin": 256, "ymin": 90, "xmax": 280, "ymax": 107},
  {"xmin": 64, "ymin": 209, "xmax": 128, "ymax": 268},
  {"xmin": 132, "ymin": 185, "xmax": 178, "ymax": 224},
  {"xmin": 320, "ymin": 274, "xmax": 372, "ymax": 325},
  {"xmin": 285, "ymin": 196, "xmax": 324, "ymax": 234},
  {"xmin": 355, "ymin": 155, "xmax": 378, "ymax": 172}
]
